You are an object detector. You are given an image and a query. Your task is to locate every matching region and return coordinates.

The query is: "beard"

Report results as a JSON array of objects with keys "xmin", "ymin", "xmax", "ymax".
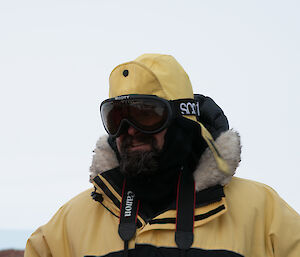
[{"xmin": 118, "ymin": 133, "xmax": 162, "ymax": 178}]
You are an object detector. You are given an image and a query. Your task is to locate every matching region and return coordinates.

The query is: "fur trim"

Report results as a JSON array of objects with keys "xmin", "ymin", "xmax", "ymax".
[
  {"xmin": 89, "ymin": 130, "xmax": 241, "ymax": 191},
  {"xmin": 194, "ymin": 130, "xmax": 241, "ymax": 191},
  {"xmin": 89, "ymin": 136, "xmax": 118, "ymax": 182}
]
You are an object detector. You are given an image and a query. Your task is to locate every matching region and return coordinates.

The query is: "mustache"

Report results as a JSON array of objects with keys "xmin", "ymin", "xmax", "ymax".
[{"xmin": 120, "ymin": 134, "xmax": 156, "ymax": 152}]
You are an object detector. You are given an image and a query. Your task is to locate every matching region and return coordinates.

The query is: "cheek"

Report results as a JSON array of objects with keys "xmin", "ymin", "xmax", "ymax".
[
  {"xmin": 156, "ymin": 140, "xmax": 164, "ymax": 150},
  {"xmin": 116, "ymin": 137, "xmax": 122, "ymax": 152},
  {"xmin": 155, "ymin": 129, "xmax": 167, "ymax": 150}
]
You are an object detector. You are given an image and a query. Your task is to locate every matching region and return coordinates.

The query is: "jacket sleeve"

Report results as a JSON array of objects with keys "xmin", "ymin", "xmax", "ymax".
[
  {"xmin": 25, "ymin": 227, "xmax": 52, "ymax": 257},
  {"xmin": 24, "ymin": 205, "xmax": 71, "ymax": 257},
  {"xmin": 266, "ymin": 186, "xmax": 300, "ymax": 256}
]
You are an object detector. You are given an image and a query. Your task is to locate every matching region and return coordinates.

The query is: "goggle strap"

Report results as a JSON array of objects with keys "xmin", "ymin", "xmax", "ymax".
[{"xmin": 171, "ymin": 99, "xmax": 200, "ymax": 118}]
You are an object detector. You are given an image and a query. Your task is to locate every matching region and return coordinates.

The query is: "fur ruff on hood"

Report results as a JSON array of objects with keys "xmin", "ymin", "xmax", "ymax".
[{"xmin": 89, "ymin": 130, "xmax": 241, "ymax": 192}]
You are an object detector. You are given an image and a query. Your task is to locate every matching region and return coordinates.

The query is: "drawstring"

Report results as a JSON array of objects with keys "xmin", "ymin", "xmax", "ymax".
[
  {"xmin": 175, "ymin": 167, "xmax": 195, "ymax": 255},
  {"xmin": 198, "ymin": 123, "xmax": 231, "ymax": 175},
  {"xmin": 91, "ymin": 187, "xmax": 104, "ymax": 203},
  {"xmin": 118, "ymin": 179, "xmax": 140, "ymax": 257}
]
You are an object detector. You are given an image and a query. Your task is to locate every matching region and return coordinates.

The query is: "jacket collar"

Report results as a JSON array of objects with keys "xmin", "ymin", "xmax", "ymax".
[
  {"xmin": 92, "ymin": 171, "xmax": 227, "ymax": 230},
  {"xmin": 89, "ymin": 129, "xmax": 241, "ymax": 192}
]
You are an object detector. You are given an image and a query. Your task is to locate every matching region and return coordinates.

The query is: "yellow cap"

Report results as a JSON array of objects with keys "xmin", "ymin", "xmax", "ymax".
[{"xmin": 109, "ymin": 54, "xmax": 193, "ymax": 100}]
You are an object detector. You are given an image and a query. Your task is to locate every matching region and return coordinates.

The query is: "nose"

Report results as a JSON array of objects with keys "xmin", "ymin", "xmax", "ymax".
[{"xmin": 127, "ymin": 126, "xmax": 139, "ymax": 136}]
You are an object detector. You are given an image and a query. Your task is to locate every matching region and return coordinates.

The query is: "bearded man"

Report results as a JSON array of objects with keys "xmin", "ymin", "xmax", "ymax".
[{"xmin": 25, "ymin": 54, "xmax": 300, "ymax": 257}]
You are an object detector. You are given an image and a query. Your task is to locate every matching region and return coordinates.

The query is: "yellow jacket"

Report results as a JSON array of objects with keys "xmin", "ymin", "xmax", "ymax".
[{"xmin": 25, "ymin": 133, "xmax": 300, "ymax": 257}]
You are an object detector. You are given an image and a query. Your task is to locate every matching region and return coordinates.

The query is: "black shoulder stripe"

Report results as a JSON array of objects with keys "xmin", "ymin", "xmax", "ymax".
[
  {"xmin": 194, "ymin": 205, "xmax": 225, "ymax": 221},
  {"xmin": 93, "ymin": 176, "xmax": 121, "ymax": 208},
  {"xmin": 149, "ymin": 205, "xmax": 225, "ymax": 225},
  {"xmin": 149, "ymin": 218, "xmax": 176, "ymax": 225},
  {"xmin": 99, "ymin": 201, "xmax": 119, "ymax": 219},
  {"xmin": 195, "ymin": 185, "xmax": 224, "ymax": 207}
]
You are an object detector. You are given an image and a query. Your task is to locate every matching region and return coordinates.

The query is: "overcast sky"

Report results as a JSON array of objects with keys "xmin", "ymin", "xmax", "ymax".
[{"xmin": 0, "ymin": 0, "xmax": 299, "ymax": 231}]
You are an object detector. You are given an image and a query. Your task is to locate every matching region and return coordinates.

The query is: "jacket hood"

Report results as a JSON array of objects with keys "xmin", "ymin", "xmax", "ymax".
[{"xmin": 89, "ymin": 129, "xmax": 241, "ymax": 192}]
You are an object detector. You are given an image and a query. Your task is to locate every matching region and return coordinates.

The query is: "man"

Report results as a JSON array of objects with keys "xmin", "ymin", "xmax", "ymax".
[{"xmin": 25, "ymin": 54, "xmax": 300, "ymax": 257}]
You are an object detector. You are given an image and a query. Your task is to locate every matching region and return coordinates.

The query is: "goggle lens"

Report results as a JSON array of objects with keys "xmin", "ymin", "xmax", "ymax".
[{"xmin": 100, "ymin": 98, "xmax": 169, "ymax": 136}]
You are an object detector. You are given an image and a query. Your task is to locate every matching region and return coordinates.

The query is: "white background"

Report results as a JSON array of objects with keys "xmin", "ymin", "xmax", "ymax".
[{"xmin": 0, "ymin": 0, "xmax": 299, "ymax": 232}]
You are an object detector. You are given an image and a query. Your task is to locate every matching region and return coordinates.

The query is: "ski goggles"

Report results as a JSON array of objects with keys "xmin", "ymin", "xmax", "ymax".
[{"xmin": 100, "ymin": 94, "xmax": 200, "ymax": 137}]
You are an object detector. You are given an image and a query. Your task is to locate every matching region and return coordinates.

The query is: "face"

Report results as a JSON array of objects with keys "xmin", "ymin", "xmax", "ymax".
[{"xmin": 116, "ymin": 126, "xmax": 167, "ymax": 178}]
